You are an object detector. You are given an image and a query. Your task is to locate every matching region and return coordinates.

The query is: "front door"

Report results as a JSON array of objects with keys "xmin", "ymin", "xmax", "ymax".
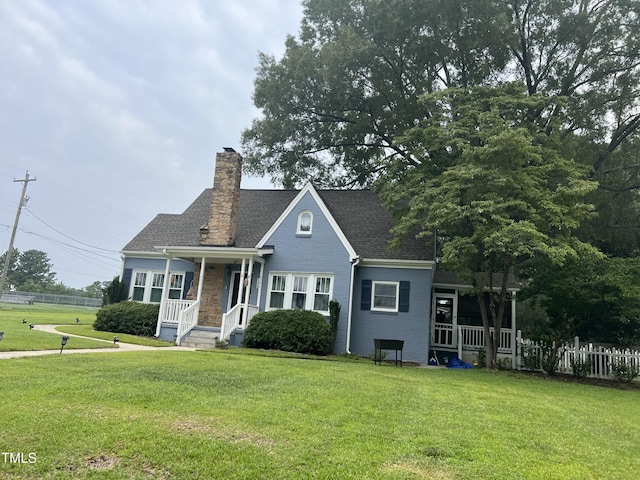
[{"xmin": 433, "ymin": 294, "xmax": 457, "ymax": 347}]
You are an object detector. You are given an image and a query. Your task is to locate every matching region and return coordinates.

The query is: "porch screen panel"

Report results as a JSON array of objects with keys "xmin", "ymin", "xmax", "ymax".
[
  {"xmin": 269, "ymin": 275, "xmax": 286, "ymax": 309},
  {"xmin": 291, "ymin": 276, "xmax": 308, "ymax": 309}
]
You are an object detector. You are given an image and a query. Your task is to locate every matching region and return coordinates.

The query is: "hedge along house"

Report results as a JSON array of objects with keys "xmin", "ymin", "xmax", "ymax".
[{"xmin": 120, "ymin": 149, "xmax": 518, "ymax": 365}]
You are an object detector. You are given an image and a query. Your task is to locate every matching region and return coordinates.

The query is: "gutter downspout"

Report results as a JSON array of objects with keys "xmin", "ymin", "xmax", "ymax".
[{"xmin": 345, "ymin": 255, "xmax": 361, "ymax": 354}]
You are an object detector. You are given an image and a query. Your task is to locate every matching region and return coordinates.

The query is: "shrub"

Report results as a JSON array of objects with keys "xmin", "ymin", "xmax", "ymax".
[
  {"xmin": 94, "ymin": 301, "xmax": 159, "ymax": 337},
  {"xmin": 329, "ymin": 300, "xmax": 341, "ymax": 353},
  {"xmin": 571, "ymin": 357, "xmax": 593, "ymax": 379},
  {"xmin": 476, "ymin": 348, "xmax": 486, "ymax": 369},
  {"xmin": 243, "ymin": 309, "xmax": 332, "ymax": 355},
  {"xmin": 102, "ymin": 276, "xmax": 128, "ymax": 305},
  {"xmin": 611, "ymin": 361, "xmax": 640, "ymax": 384}
]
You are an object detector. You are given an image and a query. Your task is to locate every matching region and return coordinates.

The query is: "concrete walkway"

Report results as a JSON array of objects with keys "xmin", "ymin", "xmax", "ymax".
[{"xmin": 0, "ymin": 324, "xmax": 195, "ymax": 360}]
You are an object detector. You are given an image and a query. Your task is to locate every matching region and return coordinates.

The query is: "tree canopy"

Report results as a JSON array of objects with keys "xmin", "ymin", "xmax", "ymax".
[
  {"xmin": 0, "ymin": 248, "xmax": 56, "ymax": 290},
  {"xmin": 376, "ymin": 86, "xmax": 598, "ymax": 368},
  {"xmin": 520, "ymin": 256, "xmax": 640, "ymax": 347},
  {"xmin": 0, "ymin": 248, "xmax": 105, "ymax": 297},
  {"xmin": 243, "ymin": 0, "xmax": 640, "ymax": 190}
]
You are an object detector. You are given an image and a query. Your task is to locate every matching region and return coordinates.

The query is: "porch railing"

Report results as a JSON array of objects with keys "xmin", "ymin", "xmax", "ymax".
[
  {"xmin": 175, "ymin": 300, "xmax": 200, "ymax": 346},
  {"xmin": 162, "ymin": 299, "xmax": 197, "ymax": 324},
  {"xmin": 432, "ymin": 323, "xmax": 513, "ymax": 353},
  {"xmin": 220, "ymin": 303, "xmax": 259, "ymax": 341}
]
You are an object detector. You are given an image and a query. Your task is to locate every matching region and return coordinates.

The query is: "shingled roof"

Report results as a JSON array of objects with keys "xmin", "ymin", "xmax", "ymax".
[{"xmin": 122, "ymin": 188, "xmax": 433, "ymax": 261}]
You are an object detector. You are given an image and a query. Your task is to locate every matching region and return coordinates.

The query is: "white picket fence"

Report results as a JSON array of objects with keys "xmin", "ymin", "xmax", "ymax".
[{"xmin": 517, "ymin": 332, "xmax": 640, "ymax": 380}]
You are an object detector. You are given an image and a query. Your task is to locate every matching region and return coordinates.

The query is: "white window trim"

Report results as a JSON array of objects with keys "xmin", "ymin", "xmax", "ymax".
[
  {"xmin": 371, "ymin": 281, "xmax": 399, "ymax": 312},
  {"xmin": 267, "ymin": 272, "xmax": 333, "ymax": 314},
  {"xmin": 130, "ymin": 269, "xmax": 186, "ymax": 303},
  {"xmin": 296, "ymin": 210, "xmax": 313, "ymax": 235}
]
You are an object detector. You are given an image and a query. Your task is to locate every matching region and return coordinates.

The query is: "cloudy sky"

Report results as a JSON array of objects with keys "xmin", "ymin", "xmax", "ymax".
[{"xmin": 0, "ymin": 0, "xmax": 304, "ymax": 289}]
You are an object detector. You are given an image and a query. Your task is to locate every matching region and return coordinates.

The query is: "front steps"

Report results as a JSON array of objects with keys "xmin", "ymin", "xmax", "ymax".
[{"xmin": 180, "ymin": 328, "xmax": 219, "ymax": 349}]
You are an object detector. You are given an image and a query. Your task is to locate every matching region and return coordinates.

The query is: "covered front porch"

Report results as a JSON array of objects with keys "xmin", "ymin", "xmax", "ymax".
[
  {"xmin": 153, "ymin": 246, "xmax": 273, "ymax": 346},
  {"xmin": 431, "ymin": 287, "xmax": 518, "ymax": 367}
]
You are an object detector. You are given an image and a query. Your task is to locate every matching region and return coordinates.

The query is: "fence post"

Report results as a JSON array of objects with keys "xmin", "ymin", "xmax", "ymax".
[
  {"xmin": 457, "ymin": 327, "xmax": 462, "ymax": 360},
  {"xmin": 516, "ymin": 330, "xmax": 522, "ymax": 370}
]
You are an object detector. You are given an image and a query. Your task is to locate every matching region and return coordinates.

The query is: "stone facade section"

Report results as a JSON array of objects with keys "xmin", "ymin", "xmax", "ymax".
[
  {"xmin": 199, "ymin": 150, "xmax": 242, "ymax": 246},
  {"xmin": 189, "ymin": 263, "xmax": 225, "ymax": 327}
]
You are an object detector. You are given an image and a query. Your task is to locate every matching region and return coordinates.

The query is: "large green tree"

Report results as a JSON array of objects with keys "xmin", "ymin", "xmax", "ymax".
[
  {"xmin": 377, "ymin": 86, "xmax": 598, "ymax": 369},
  {"xmin": 0, "ymin": 248, "xmax": 57, "ymax": 291},
  {"xmin": 520, "ymin": 256, "xmax": 640, "ymax": 348},
  {"xmin": 243, "ymin": 0, "xmax": 639, "ymax": 189}
]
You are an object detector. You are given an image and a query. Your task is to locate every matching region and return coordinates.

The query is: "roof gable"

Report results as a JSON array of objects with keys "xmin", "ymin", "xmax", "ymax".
[{"xmin": 256, "ymin": 183, "xmax": 357, "ymax": 259}]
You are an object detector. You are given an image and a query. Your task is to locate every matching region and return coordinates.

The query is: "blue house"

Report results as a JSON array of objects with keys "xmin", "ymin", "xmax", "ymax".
[{"xmin": 121, "ymin": 149, "xmax": 518, "ymax": 365}]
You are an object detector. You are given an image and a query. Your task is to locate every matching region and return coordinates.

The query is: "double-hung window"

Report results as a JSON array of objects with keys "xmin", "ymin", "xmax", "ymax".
[
  {"xmin": 314, "ymin": 276, "xmax": 331, "ymax": 311},
  {"xmin": 291, "ymin": 276, "xmax": 308, "ymax": 309},
  {"xmin": 372, "ymin": 281, "xmax": 399, "ymax": 312},
  {"xmin": 132, "ymin": 272, "xmax": 147, "ymax": 302},
  {"xmin": 130, "ymin": 270, "xmax": 186, "ymax": 303},
  {"xmin": 269, "ymin": 275, "xmax": 287, "ymax": 309},
  {"xmin": 361, "ymin": 279, "xmax": 410, "ymax": 313},
  {"xmin": 150, "ymin": 273, "xmax": 164, "ymax": 302},
  {"xmin": 267, "ymin": 273, "xmax": 333, "ymax": 314}
]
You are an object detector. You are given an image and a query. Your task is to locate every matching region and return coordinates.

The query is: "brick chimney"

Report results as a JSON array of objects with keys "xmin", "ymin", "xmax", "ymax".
[{"xmin": 200, "ymin": 149, "xmax": 242, "ymax": 246}]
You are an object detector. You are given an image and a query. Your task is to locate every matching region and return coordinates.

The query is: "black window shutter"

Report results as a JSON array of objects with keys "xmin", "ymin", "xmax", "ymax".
[
  {"xmin": 399, "ymin": 281, "xmax": 410, "ymax": 312},
  {"xmin": 183, "ymin": 271, "xmax": 194, "ymax": 299},
  {"xmin": 361, "ymin": 279, "xmax": 372, "ymax": 310},
  {"xmin": 122, "ymin": 268, "xmax": 133, "ymax": 293}
]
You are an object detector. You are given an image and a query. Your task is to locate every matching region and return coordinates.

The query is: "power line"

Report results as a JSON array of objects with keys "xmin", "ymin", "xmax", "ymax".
[
  {"xmin": 15, "ymin": 227, "xmax": 121, "ymax": 265},
  {"xmin": 23, "ymin": 207, "xmax": 120, "ymax": 253}
]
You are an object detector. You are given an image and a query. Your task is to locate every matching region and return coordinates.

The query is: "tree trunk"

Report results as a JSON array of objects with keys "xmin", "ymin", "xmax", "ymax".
[{"xmin": 477, "ymin": 291, "xmax": 498, "ymax": 370}]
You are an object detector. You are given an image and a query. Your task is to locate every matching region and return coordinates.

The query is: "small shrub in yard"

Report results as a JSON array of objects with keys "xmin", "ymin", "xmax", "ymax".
[
  {"xmin": 243, "ymin": 309, "xmax": 332, "ymax": 355},
  {"xmin": 476, "ymin": 348, "xmax": 486, "ymax": 368},
  {"xmin": 571, "ymin": 357, "xmax": 593, "ymax": 378},
  {"xmin": 611, "ymin": 361, "xmax": 640, "ymax": 383},
  {"xmin": 94, "ymin": 301, "xmax": 159, "ymax": 337}
]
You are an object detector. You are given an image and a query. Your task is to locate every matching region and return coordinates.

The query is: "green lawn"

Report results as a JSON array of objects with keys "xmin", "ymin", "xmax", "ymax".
[
  {"xmin": 0, "ymin": 304, "xmax": 170, "ymax": 350},
  {"xmin": 54, "ymin": 325, "xmax": 171, "ymax": 347},
  {"xmin": 0, "ymin": 304, "xmax": 112, "ymax": 351},
  {"xmin": 1, "ymin": 349, "xmax": 638, "ymax": 479},
  {"xmin": 0, "ymin": 303, "xmax": 98, "ymax": 325}
]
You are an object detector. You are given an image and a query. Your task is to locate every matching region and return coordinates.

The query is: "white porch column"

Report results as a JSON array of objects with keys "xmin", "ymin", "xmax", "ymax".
[
  {"xmin": 242, "ymin": 258, "xmax": 254, "ymax": 325},
  {"xmin": 238, "ymin": 258, "xmax": 246, "ymax": 307},
  {"xmin": 156, "ymin": 253, "xmax": 173, "ymax": 337},
  {"xmin": 196, "ymin": 256, "xmax": 206, "ymax": 302},
  {"xmin": 255, "ymin": 260, "xmax": 265, "ymax": 310}
]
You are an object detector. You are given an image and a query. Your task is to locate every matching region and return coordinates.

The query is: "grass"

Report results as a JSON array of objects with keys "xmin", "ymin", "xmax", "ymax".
[
  {"xmin": 0, "ymin": 303, "xmax": 98, "ymax": 325},
  {"xmin": 1, "ymin": 349, "xmax": 639, "ymax": 479},
  {"xmin": 0, "ymin": 304, "xmax": 170, "ymax": 350},
  {"xmin": 54, "ymin": 325, "xmax": 171, "ymax": 347}
]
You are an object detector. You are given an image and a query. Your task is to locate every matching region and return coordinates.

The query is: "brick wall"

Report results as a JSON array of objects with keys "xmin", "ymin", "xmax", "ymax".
[{"xmin": 199, "ymin": 150, "xmax": 242, "ymax": 246}]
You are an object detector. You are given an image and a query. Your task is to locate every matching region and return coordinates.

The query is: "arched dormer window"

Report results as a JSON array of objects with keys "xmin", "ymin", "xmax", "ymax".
[{"xmin": 297, "ymin": 210, "xmax": 313, "ymax": 235}]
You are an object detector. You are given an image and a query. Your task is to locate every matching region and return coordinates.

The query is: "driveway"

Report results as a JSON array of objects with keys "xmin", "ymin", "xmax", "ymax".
[{"xmin": 0, "ymin": 324, "xmax": 194, "ymax": 360}]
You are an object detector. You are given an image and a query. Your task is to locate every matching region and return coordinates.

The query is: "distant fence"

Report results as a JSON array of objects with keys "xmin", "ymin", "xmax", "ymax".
[
  {"xmin": 0, "ymin": 290, "xmax": 102, "ymax": 308},
  {"xmin": 517, "ymin": 331, "xmax": 640, "ymax": 380}
]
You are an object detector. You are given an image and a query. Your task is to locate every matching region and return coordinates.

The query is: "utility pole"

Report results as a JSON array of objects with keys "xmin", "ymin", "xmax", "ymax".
[{"xmin": 0, "ymin": 171, "xmax": 36, "ymax": 300}]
